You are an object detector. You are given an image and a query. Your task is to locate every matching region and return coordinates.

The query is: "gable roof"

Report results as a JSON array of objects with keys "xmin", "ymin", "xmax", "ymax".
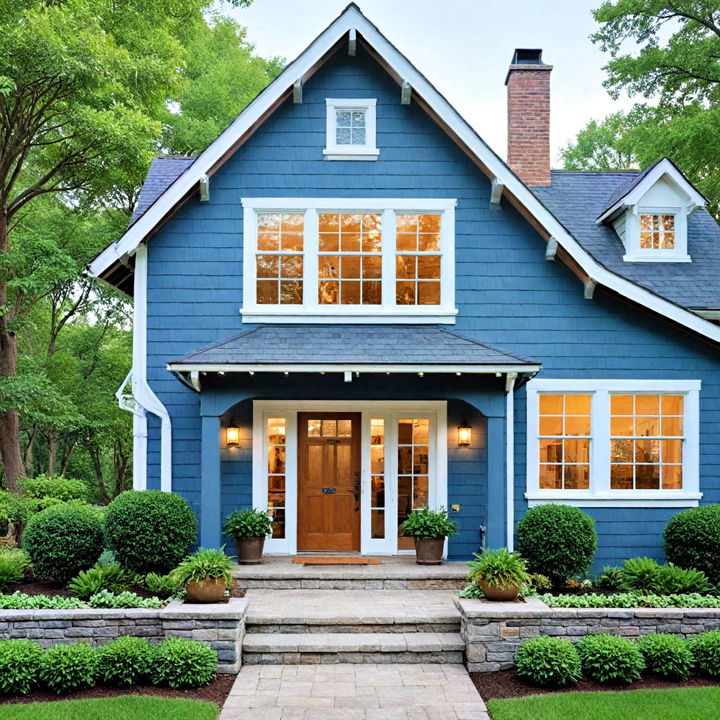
[
  {"xmin": 534, "ymin": 171, "xmax": 720, "ymax": 310},
  {"xmin": 87, "ymin": 2, "xmax": 720, "ymax": 344},
  {"xmin": 130, "ymin": 156, "xmax": 197, "ymax": 227}
]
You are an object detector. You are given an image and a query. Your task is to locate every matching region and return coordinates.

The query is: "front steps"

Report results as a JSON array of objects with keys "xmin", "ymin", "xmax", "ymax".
[{"xmin": 241, "ymin": 588, "xmax": 464, "ymax": 665}]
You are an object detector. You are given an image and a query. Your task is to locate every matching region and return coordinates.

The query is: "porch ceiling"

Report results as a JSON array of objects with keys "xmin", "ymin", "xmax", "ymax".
[{"xmin": 167, "ymin": 324, "xmax": 540, "ymax": 381}]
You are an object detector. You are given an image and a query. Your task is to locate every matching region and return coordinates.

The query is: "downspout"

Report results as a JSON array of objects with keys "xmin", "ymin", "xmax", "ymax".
[
  {"xmin": 505, "ymin": 372, "xmax": 517, "ymax": 551},
  {"xmin": 129, "ymin": 243, "xmax": 173, "ymax": 492}
]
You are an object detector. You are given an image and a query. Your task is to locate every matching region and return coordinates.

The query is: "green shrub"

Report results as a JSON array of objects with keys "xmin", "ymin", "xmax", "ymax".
[
  {"xmin": 19, "ymin": 474, "xmax": 87, "ymax": 502},
  {"xmin": 144, "ymin": 572, "xmax": 182, "ymax": 599},
  {"xmin": 0, "ymin": 549, "xmax": 28, "ymax": 591},
  {"xmin": 97, "ymin": 636, "xmax": 153, "ymax": 686},
  {"xmin": 690, "ymin": 630, "xmax": 720, "ymax": 678},
  {"xmin": 516, "ymin": 504, "xmax": 596, "ymax": 587},
  {"xmin": 39, "ymin": 642, "xmax": 97, "ymax": 694},
  {"xmin": 223, "ymin": 507, "xmax": 275, "ymax": 539},
  {"xmin": 664, "ymin": 506, "xmax": 720, "ymax": 584},
  {"xmin": 172, "ymin": 547, "xmax": 234, "ymax": 587},
  {"xmin": 515, "ymin": 636, "xmax": 582, "ymax": 687},
  {"xmin": 23, "ymin": 504, "xmax": 103, "ymax": 582},
  {"xmin": 576, "ymin": 634, "xmax": 645, "ymax": 683},
  {"xmin": 0, "ymin": 490, "xmax": 29, "ymax": 532},
  {"xmin": 653, "ymin": 564, "xmax": 712, "ymax": 595},
  {"xmin": 87, "ymin": 590, "xmax": 163, "ymax": 609},
  {"xmin": 0, "ymin": 639, "xmax": 43, "ymax": 695},
  {"xmin": 596, "ymin": 566, "xmax": 623, "ymax": 589},
  {"xmin": 151, "ymin": 637, "xmax": 217, "ymax": 689},
  {"xmin": 467, "ymin": 548, "xmax": 530, "ymax": 590},
  {"xmin": 104, "ymin": 491, "xmax": 197, "ymax": 574},
  {"xmin": 529, "ymin": 573, "xmax": 552, "ymax": 593},
  {"xmin": 399, "ymin": 506, "xmax": 458, "ymax": 538},
  {"xmin": 620, "ymin": 557, "xmax": 661, "ymax": 593},
  {"xmin": 68, "ymin": 563, "xmax": 132, "ymax": 600},
  {"xmin": 636, "ymin": 633, "xmax": 694, "ymax": 680}
]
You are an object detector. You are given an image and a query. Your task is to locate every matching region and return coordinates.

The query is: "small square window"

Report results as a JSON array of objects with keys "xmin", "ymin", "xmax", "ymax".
[{"xmin": 324, "ymin": 99, "xmax": 378, "ymax": 160}]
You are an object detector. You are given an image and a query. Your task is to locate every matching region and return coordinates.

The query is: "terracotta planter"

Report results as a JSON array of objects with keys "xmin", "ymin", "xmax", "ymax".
[
  {"xmin": 235, "ymin": 536, "xmax": 266, "ymax": 565},
  {"xmin": 478, "ymin": 579, "xmax": 520, "ymax": 602},
  {"xmin": 414, "ymin": 536, "xmax": 446, "ymax": 565},
  {"xmin": 185, "ymin": 577, "xmax": 226, "ymax": 603}
]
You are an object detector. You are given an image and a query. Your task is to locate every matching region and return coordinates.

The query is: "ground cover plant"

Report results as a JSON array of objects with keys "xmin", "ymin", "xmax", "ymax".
[
  {"xmin": 0, "ymin": 591, "xmax": 162, "ymax": 610},
  {"xmin": 540, "ymin": 592, "xmax": 720, "ymax": 608}
]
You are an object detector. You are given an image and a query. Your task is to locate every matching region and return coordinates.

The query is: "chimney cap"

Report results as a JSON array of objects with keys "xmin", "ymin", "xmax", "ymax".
[{"xmin": 511, "ymin": 48, "xmax": 545, "ymax": 65}]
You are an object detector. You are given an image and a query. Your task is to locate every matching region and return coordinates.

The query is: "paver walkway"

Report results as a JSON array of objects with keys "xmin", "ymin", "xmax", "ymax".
[{"xmin": 219, "ymin": 663, "xmax": 490, "ymax": 720}]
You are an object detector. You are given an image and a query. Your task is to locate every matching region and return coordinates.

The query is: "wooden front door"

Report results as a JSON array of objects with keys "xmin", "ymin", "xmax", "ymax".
[{"xmin": 297, "ymin": 412, "xmax": 361, "ymax": 552}]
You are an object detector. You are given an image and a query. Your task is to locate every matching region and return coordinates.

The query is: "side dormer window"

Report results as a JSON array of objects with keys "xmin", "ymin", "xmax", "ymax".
[
  {"xmin": 324, "ymin": 99, "xmax": 378, "ymax": 161},
  {"xmin": 640, "ymin": 214, "xmax": 675, "ymax": 250}
]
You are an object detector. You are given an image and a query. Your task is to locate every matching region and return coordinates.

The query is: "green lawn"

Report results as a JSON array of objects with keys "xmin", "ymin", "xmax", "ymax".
[
  {"xmin": 487, "ymin": 687, "xmax": 720, "ymax": 720},
  {"xmin": 0, "ymin": 696, "xmax": 219, "ymax": 720}
]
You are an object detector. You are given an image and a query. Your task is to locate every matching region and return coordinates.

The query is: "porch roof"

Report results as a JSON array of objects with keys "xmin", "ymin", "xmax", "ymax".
[{"xmin": 167, "ymin": 324, "xmax": 540, "ymax": 378}]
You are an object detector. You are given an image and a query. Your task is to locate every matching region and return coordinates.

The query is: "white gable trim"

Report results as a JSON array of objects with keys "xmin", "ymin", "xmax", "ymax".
[{"xmin": 88, "ymin": 4, "xmax": 720, "ymax": 345}]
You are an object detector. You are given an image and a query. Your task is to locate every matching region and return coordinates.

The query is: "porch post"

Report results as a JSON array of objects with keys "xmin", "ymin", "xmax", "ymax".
[
  {"xmin": 200, "ymin": 414, "xmax": 222, "ymax": 548},
  {"xmin": 486, "ymin": 414, "xmax": 506, "ymax": 548}
]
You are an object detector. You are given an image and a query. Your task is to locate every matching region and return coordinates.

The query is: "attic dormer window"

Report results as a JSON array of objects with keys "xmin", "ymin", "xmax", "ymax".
[
  {"xmin": 640, "ymin": 214, "xmax": 675, "ymax": 250},
  {"xmin": 324, "ymin": 99, "xmax": 378, "ymax": 161}
]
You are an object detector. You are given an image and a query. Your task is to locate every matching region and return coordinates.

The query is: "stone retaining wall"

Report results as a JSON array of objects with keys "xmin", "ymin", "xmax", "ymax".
[
  {"xmin": 0, "ymin": 598, "xmax": 247, "ymax": 674},
  {"xmin": 457, "ymin": 597, "xmax": 720, "ymax": 673}
]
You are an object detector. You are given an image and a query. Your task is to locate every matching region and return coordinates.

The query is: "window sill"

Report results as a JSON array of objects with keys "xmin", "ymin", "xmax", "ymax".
[
  {"xmin": 323, "ymin": 148, "xmax": 379, "ymax": 161},
  {"xmin": 525, "ymin": 491, "xmax": 702, "ymax": 508},
  {"xmin": 241, "ymin": 307, "xmax": 458, "ymax": 324},
  {"xmin": 622, "ymin": 253, "xmax": 691, "ymax": 263}
]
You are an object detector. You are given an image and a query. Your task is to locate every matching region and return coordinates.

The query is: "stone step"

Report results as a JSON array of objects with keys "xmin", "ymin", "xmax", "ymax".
[
  {"xmin": 242, "ymin": 631, "xmax": 465, "ymax": 664},
  {"xmin": 246, "ymin": 620, "xmax": 461, "ymax": 634}
]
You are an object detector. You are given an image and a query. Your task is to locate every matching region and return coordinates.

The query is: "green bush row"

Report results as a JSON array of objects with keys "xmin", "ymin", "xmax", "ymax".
[
  {"xmin": 540, "ymin": 592, "xmax": 720, "ymax": 608},
  {"xmin": 516, "ymin": 630, "xmax": 720, "ymax": 687},
  {"xmin": 0, "ymin": 591, "xmax": 162, "ymax": 610},
  {"xmin": 0, "ymin": 636, "xmax": 216, "ymax": 695}
]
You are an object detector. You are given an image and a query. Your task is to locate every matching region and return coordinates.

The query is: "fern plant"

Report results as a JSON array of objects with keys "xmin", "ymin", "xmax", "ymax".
[
  {"xmin": 67, "ymin": 563, "xmax": 132, "ymax": 600},
  {"xmin": 467, "ymin": 548, "xmax": 530, "ymax": 590},
  {"xmin": 171, "ymin": 547, "xmax": 234, "ymax": 587},
  {"xmin": 400, "ymin": 507, "xmax": 458, "ymax": 538}
]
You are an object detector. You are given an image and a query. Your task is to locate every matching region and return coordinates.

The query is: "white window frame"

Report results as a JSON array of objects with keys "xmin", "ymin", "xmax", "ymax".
[
  {"xmin": 525, "ymin": 379, "xmax": 701, "ymax": 508},
  {"xmin": 622, "ymin": 207, "xmax": 690, "ymax": 263},
  {"xmin": 252, "ymin": 400, "xmax": 447, "ymax": 555},
  {"xmin": 324, "ymin": 98, "xmax": 379, "ymax": 160},
  {"xmin": 241, "ymin": 198, "xmax": 457, "ymax": 323}
]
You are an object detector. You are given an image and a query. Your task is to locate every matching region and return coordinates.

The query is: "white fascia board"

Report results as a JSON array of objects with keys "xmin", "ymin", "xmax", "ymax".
[
  {"xmin": 167, "ymin": 362, "xmax": 541, "ymax": 374},
  {"xmin": 88, "ymin": 6, "xmax": 720, "ymax": 346}
]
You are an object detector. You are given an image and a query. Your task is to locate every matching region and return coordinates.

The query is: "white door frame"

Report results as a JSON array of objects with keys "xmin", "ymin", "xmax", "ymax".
[{"xmin": 252, "ymin": 400, "xmax": 448, "ymax": 555}]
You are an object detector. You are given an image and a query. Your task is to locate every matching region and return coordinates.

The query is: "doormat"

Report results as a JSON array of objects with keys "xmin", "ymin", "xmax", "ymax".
[{"xmin": 292, "ymin": 556, "xmax": 381, "ymax": 565}]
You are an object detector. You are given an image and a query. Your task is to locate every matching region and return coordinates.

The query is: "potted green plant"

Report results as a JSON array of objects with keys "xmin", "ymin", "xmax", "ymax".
[
  {"xmin": 467, "ymin": 547, "xmax": 530, "ymax": 601},
  {"xmin": 171, "ymin": 547, "xmax": 234, "ymax": 603},
  {"xmin": 400, "ymin": 507, "xmax": 458, "ymax": 565},
  {"xmin": 224, "ymin": 508, "xmax": 274, "ymax": 564}
]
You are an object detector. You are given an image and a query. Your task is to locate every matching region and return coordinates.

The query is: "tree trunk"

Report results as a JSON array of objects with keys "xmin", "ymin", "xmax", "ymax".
[
  {"xmin": 0, "ymin": 208, "xmax": 23, "ymax": 492},
  {"xmin": 47, "ymin": 434, "xmax": 57, "ymax": 476},
  {"xmin": 23, "ymin": 426, "xmax": 37, "ymax": 477},
  {"xmin": 90, "ymin": 447, "xmax": 110, "ymax": 504},
  {"xmin": 60, "ymin": 441, "xmax": 77, "ymax": 476}
]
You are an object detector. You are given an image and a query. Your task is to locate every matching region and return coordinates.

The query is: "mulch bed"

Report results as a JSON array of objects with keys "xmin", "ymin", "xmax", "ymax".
[
  {"xmin": 0, "ymin": 674, "xmax": 235, "ymax": 707},
  {"xmin": 472, "ymin": 669, "xmax": 720, "ymax": 701}
]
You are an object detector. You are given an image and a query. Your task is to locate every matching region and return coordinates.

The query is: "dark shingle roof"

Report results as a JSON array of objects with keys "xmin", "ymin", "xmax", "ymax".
[
  {"xmin": 129, "ymin": 155, "xmax": 197, "ymax": 226},
  {"xmin": 533, "ymin": 171, "xmax": 720, "ymax": 310},
  {"xmin": 170, "ymin": 325, "xmax": 539, "ymax": 368},
  {"xmin": 599, "ymin": 159, "xmax": 662, "ymax": 216}
]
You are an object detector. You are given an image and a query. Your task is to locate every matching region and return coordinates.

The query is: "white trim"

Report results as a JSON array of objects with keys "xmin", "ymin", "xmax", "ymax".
[
  {"xmin": 86, "ymin": 5, "xmax": 720, "ymax": 345},
  {"xmin": 525, "ymin": 378, "xmax": 701, "ymax": 508},
  {"xmin": 241, "ymin": 198, "xmax": 457, "ymax": 323},
  {"xmin": 505, "ymin": 373, "xmax": 517, "ymax": 551},
  {"xmin": 621, "ymin": 208, "xmax": 691, "ymax": 263},
  {"xmin": 251, "ymin": 400, "xmax": 447, "ymax": 556},
  {"xmin": 324, "ymin": 98, "xmax": 378, "ymax": 160}
]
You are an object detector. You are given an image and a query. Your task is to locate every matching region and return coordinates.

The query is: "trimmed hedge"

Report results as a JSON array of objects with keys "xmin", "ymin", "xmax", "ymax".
[
  {"xmin": 23, "ymin": 504, "xmax": 103, "ymax": 582},
  {"xmin": 515, "ymin": 636, "xmax": 581, "ymax": 687},
  {"xmin": 516, "ymin": 504, "xmax": 597, "ymax": 586},
  {"xmin": 97, "ymin": 637, "xmax": 153, "ymax": 686},
  {"xmin": 0, "ymin": 639, "xmax": 43, "ymax": 695},
  {"xmin": 664, "ymin": 506, "xmax": 720, "ymax": 584},
  {"xmin": 637, "ymin": 633, "xmax": 694, "ymax": 681},
  {"xmin": 576, "ymin": 633, "xmax": 645, "ymax": 683},
  {"xmin": 690, "ymin": 630, "xmax": 720, "ymax": 678},
  {"xmin": 39, "ymin": 642, "xmax": 97, "ymax": 694},
  {"xmin": 104, "ymin": 491, "xmax": 197, "ymax": 575},
  {"xmin": 151, "ymin": 637, "xmax": 217, "ymax": 689}
]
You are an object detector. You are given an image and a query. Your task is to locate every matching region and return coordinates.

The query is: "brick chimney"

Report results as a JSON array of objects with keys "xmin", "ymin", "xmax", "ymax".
[{"xmin": 505, "ymin": 49, "xmax": 553, "ymax": 187}]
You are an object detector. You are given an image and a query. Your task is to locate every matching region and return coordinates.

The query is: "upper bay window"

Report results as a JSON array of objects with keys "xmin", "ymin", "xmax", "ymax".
[
  {"xmin": 242, "ymin": 198, "xmax": 456, "ymax": 323},
  {"xmin": 324, "ymin": 99, "xmax": 378, "ymax": 160}
]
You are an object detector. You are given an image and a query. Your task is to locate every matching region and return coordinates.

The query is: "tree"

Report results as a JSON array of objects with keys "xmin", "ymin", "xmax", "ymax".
[{"xmin": 561, "ymin": 2, "xmax": 720, "ymax": 215}]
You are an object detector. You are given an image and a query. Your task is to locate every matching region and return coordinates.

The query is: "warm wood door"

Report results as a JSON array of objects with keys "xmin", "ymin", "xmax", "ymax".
[{"xmin": 297, "ymin": 413, "xmax": 361, "ymax": 552}]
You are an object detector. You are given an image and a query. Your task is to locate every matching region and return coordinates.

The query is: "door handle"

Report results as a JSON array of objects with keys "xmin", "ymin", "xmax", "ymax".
[{"xmin": 353, "ymin": 478, "xmax": 361, "ymax": 508}]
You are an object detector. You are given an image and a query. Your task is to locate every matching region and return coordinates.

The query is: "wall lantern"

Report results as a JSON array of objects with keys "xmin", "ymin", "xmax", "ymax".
[
  {"xmin": 457, "ymin": 418, "xmax": 472, "ymax": 447},
  {"xmin": 226, "ymin": 418, "xmax": 240, "ymax": 447}
]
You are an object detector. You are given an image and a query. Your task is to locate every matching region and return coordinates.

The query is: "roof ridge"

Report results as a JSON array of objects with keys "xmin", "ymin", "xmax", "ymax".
[
  {"xmin": 179, "ymin": 326, "xmax": 263, "ymax": 361},
  {"xmin": 436, "ymin": 325, "xmax": 535, "ymax": 364}
]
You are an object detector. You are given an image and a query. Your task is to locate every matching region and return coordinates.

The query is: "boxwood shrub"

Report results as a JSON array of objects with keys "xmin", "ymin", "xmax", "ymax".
[
  {"xmin": 690, "ymin": 630, "xmax": 720, "ymax": 678},
  {"xmin": 23, "ymin": 504, "xmax": 103, "ymax": 582},
  {"xmin": 515, "ymin": 636, "xmax": 581, "ymax": 687},
  {"xmin": 576, "ymin": 633, "xmax": 645, "ymax": 683},
  {"xmin": 516, "ymin": 504, "xmax": 597, "ymax": 586},
  {"xmin": 151, "ymin": 637, "xmax": 217, "ymax": 689},
  {"xmin": 664, "ymin": 506, "xmax": 720, "ymax": 583},
  {"xmin": 97, "ymin": 636, "xmax": 153, "ymax": 686},
  {"xmin": 636, "ymin": 633, "xmax": 694, "ymax": 680},
  {"xmin": 39, "ymin": 642, "xmax": 98, "ymax": 694},
  {"xmin": 0, "ymin": 639, "xmax": 43, "ymax": 695},
  {"xmin": 104, "ymin": 491, "xmax": 197, "ymax": 574}
]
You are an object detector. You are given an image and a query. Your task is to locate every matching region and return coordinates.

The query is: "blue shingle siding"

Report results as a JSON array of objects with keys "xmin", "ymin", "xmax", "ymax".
[{"xmin": 145, "ymin": 46, "xmax": 720, "ymax": 564}]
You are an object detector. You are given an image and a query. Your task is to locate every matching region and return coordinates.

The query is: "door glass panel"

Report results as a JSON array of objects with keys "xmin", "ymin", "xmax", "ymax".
[
  {"xmin": 397, "ymin": 418, "xmax": 430, "ymax": 549},
  {"xmin": 370, "ymin": 419, "xmax": 385, "ymax": 539},
  {"xmin": 266, "ymin": 417, "xmax": 286, "ymax": 538}
]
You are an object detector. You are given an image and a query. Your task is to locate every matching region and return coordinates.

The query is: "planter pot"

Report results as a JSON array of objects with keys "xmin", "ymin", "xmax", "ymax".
[
  {"xmin": 235, "ymin": 536, "xmax": 266, "ymax": 565},
  {"xmin": 185, "ymin": 577, "xmax": 226, "ymax": 603},
  {"xmin": 414, "ymin": 536, "xmax": 446, "ymax": 565},
  {"xmin": 478, "ymin": 579, "xmax": 520, "ymax": 602}
]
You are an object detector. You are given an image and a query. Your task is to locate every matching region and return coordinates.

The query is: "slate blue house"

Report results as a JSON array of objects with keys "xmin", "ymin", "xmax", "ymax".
[{"xmin": 90, "ymin": 5, "xmax": 720, "ymax": 567}]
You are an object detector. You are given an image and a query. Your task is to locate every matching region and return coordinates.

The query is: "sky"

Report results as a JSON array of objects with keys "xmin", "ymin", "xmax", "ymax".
[{"xmin": 228, "ymin": 0, "xmax": 637, "ymax": 164}]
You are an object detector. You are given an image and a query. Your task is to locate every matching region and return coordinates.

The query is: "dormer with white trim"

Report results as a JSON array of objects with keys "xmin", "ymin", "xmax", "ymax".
[{"xmin": 596, "ymin": 158, "xmax": 706, "ymax": 263}]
